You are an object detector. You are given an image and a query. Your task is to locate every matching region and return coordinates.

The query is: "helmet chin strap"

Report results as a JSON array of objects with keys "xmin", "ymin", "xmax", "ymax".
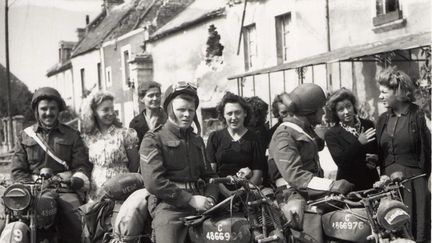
[{"xmin": 167, "ymin": 102, "xmax": 201, "ymax": 134}]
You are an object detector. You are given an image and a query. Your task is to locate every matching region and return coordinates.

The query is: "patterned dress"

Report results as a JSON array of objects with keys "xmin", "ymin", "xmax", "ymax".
[{"xmin": 82, "ymin": 125, "xmax": 139, "ymax": 200}]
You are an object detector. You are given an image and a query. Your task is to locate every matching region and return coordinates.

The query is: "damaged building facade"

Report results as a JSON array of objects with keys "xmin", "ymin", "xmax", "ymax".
[{"xmin": 46, "ymin": 0, "xmax": 431, "ymax": 134}]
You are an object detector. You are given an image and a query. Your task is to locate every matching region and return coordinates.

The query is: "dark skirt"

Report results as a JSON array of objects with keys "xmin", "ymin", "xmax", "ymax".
[{"xmin": 384, "ymin": 163, "xmax": 431, "ymax": 242}]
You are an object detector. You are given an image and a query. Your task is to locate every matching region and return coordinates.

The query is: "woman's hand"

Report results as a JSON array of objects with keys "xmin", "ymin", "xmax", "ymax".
[
  {"xmin": 236, "ymin": 167, "xmax": 252, "ymax": 179},
  {"xmin": 188, "ymin": 195, "xmax": 214, "ymax": 211},
  {"xmin": 365, "ymin": 153, "xmax": 378, "ymax": 170},
  {"xmin": 358, "ymin": 127, "xmax": 376, "ymax": 145}
]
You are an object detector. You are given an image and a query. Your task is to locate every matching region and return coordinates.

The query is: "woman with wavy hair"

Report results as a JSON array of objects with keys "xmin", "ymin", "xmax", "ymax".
[
  {"xmin": 324, "ymin": 88, "xmax": 379, "ymax": 191},
  {"xmin": 270, "ymin": 92, "xmax": 291, "ymax": 137},
  {"xmin": 376, "ymin": 67, "xmax": 430, "ymax": 242},
  {"xmin": 81, "ymin": 91, "xmax": 139, "ymax": 200},
  {"xmin": 206, "ymin": 92, "xmax": 265, "ymax": 196}
]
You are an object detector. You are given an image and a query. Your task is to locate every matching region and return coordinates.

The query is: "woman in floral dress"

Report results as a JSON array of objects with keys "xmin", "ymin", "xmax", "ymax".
[{"xmin": 81, "ymin": 91, "xmax": 140, "ymax": 200}]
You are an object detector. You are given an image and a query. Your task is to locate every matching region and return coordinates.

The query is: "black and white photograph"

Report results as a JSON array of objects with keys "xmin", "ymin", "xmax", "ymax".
[{"xmin": 0, "ymin": 0, "xmax": 431, "ymax": 242}]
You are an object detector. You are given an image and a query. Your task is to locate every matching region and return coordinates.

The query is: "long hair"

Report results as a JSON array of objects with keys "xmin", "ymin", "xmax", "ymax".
[
  {"xmin": 377, "ymin": 67, "xmax": 416, "ymax": 103},
  {"xmin": 80, "ymin": 90, "xmax": 122, "ymax": 135}
]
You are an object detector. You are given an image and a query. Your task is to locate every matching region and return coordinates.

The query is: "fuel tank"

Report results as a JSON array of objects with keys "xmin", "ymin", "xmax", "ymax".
[
  {"xmin": 322, "ymin": 208, "xmax": 371, "ymax": 243},
  {"xmin": 189, "ymin": 213, "xmax": 251, "ymax": 243}
]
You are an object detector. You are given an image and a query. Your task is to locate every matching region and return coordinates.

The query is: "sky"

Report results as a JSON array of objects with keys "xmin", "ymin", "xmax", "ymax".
[{"xmin": 0, "ymin": 0, "xmax": 102, "ymax": 91}]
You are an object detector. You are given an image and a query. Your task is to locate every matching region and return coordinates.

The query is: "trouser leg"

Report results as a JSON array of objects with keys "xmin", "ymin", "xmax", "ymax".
[
  {"xmin": 56, "ymin": 192, "xmax": 83, "ymax": 243},
  {"xmin": 148, "ymin": 196, "xmax": 194, "ymax": 243}
]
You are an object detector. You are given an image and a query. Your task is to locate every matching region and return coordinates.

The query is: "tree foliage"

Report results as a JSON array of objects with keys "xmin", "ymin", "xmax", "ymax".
[{"xmin": 0, "ymin": 64, "xmax": 35, "ymax": 127}]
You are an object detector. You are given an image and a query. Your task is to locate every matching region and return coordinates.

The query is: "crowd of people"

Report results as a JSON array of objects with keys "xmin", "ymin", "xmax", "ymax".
[{"xmin": 8, "ymin": 67, "xmax": 431, "ymax": 242}]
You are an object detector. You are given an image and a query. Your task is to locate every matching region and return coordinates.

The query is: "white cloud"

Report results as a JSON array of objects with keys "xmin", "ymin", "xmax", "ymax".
[{"xmin": 13, "ymin": 0, "xmax": 102, "ymax": 12}]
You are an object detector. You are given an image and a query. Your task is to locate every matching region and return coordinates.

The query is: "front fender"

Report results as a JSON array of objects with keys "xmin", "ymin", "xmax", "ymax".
[{"xmin": 0, "ymin": 222, "xmax": 30, "ymax": 243}]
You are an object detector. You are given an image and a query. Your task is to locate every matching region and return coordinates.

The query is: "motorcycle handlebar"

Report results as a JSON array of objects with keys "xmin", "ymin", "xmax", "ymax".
[
  {"xmin": 308, "ymin": 194, "xmax": 363, "ymax": 207},
  {"xmin": 209, "ymin": 176, "xmax": 248, "ymax": 185},
  {"xmin": 257, "ymin": 234, "xmax": 281, "ymax": 243}
]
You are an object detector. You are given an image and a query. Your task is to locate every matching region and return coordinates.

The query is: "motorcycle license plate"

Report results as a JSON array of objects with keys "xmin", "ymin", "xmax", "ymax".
[{"xmin": 201, "ymin": 214, "xmax": 251, "ymax": 243}]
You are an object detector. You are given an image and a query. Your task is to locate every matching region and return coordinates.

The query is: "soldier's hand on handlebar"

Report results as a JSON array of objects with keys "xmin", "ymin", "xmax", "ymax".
[
  {"xmin": 70, "ymin": 176, "xmax": 85, "ymax": 190},
  {"xmin": 188, "ymin": 195, "xmax": 215, "ymax": 211},
  {"xmin": 330, "ymin": 179, "xmax": 355, "ymax": 195}
]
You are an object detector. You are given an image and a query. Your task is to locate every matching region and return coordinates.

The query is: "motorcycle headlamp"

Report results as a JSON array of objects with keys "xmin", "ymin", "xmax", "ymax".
[
  {"xmin": 2, "ymin": 184, "xmax": 32, "ymax": 211},
  {"xmin": 376, "ymin": 199, "xmax": 410, "ymax": 231}
]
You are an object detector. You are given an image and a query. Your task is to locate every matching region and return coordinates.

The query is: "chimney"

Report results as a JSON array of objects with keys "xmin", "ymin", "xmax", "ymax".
[
  {"xmin": 85, "ymin": 15, "xmax": 90, "ymax": 25},
  {"xmin": 77, "ymin": 28, "xmax": 86, "ymax": 41},
  {"xmin": 103, "ymin": 0, "xmax": 124, "ymax": 14},
  {"xmin": 58, "ymin": 41, "xmax": 76, "ymax": 63}
]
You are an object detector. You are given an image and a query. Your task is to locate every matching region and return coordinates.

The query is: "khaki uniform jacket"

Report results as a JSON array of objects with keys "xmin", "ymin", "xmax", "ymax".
[
  {"xmin": 11, "ymin": 123, "xmax": 91, "ymax": 182},
  {"xmin": 268, "ymin": 117, "xmax": 323, "ymax": 190},
  {"xmin": 140, "ymin": 121, "xmax": 218, "ymax": 207}
]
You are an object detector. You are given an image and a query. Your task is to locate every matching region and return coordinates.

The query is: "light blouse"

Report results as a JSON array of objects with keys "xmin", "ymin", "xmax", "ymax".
[{"xmin": 82, "ymin": 125, "xmax": 138, "ymax": 199}]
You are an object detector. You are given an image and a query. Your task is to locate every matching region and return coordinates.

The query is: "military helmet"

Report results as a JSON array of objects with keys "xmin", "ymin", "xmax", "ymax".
[
  {"xmin": 162, "ymin": 81, "xmax": 199, "ymax": 110},
  {"xmin": 289, "ymin": 83, "xmax": 326, "ymax": 115},
  {"xmin": 31, "ymin": 87, "xmax": 66, "ymax": 111}
]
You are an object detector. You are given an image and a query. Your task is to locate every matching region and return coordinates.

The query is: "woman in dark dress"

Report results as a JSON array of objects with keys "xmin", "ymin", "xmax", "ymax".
[
  {"xmin": 206, "ymin": 92, "xmax": 266, "ymax": 195},
  {"xmin": 376, "ymin": 68, "xmax": 430, "ymax": 242},
  {"xmin": 324, "ymin": 88, "xmax": 379, "ymax": 191}
]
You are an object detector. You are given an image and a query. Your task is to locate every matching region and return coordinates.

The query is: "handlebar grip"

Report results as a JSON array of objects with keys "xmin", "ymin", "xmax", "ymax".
[
  {"xmin": 209, "ymin": 177, "xmax": 235, "ymax": 184},
  {"xmin": 342, "ymin": 198, "xmax": 363, "ymax": 207},
  {"xmin": 257, "ymin": 234, "xmax": 280, "ymax": 243},
  {"xmin": 248, "ymin": 198, "xmax": 268, "ymax": 206}
]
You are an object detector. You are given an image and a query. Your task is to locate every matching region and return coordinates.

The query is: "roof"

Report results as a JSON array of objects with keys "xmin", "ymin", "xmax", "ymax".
[
  {"xmin": 149, "ymin": 0, "xmax": 226, "ymax": 42},
  {"xmin": 105, "ymin": 0, "xmax": 194, "ymax": 41},
  {"xmin": 71, "ymin": 0, "xmax": 193, "ymax": 58},
  {"xmin": 229, "ymin": 31, "xmax": 432, "ymax": 79},
  {"xmin": 46, "ymin": 60, "xmax": 72, "ymax": 77}
]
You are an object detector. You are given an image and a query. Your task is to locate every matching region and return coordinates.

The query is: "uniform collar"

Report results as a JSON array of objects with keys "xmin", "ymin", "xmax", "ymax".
[
  {"xmin": 283, "ymin": 116, "xmax": 311, "ymax": 130},
  {"xmin": 35, "ymin": 121, "xmax": 64, "ymax": 134},
  {"xmin": 166, "ymin": 120, "xmax": 193, "ymax": 138}
]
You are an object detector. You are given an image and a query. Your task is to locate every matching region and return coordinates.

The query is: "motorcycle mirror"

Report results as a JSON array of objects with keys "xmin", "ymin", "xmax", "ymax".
[
  {"xmin": 390, "ymin": 171, "xmax": 404, "ymax": 183},
  {"xmin": 40, "ymin": 168, "xmax": 53, "ymax": 179}
]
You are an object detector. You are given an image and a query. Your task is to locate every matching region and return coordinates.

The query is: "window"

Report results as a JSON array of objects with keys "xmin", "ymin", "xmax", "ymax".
[
  {"xmin": 373, "ymin": 0, "xmax": 403, "ymax": 26},
  {"xmin": 105, "ymin": 66, "xmax": 112, "ymax": 88},
  {"xmin": 243, "ymin": 24, "xmax": 257, "ymax": 70},
  {"xmin": 80, "ymin": 68, "xmax": 85, "ymax": 96},
  {"xmin": 121, "ymin": 45, "xmax": 131, "ymax": 90},
  {"xmin": 275, "ymin": 13, "xmax": 292, "ymax": 64}
]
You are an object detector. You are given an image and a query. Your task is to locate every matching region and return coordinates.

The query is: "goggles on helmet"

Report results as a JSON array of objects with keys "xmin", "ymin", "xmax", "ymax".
[{"xmin": 172, "ymin": 81, "xmax": 197, "ymax": 92}]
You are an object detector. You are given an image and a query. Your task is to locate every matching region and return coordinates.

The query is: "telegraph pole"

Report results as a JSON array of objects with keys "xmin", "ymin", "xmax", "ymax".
[{"xmin": 5, "ymin": 0, "xmax": 14, "ymax": 149}]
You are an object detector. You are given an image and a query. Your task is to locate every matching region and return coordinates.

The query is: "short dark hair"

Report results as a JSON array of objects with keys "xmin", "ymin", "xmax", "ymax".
[
  {"xmin": 138, "ymin": 81, "xmax": 161, "ymax": 98},
  {"xmin": 325, "ymin": 88, "xmax": 358, "ymax": 124},
  {"xmin": 216, "ymin": 92, "xmax": 252, "ymax": 126},
  {"xmin": 245, "ymin": 96, "xmax": 268, "ymax": 127},
  {"xmin": 377, "ymin": 67, "xmax": 416, "ymax": 103}
]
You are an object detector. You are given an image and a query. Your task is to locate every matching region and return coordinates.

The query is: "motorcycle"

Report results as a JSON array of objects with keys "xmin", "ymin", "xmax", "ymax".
[
  {"xmin": 303, "ymin": 172, "xmax": 423, "ymax": 243},
  {"xmin": 0, "ymin": 168, "xmax": 81, "ymax": 243},
  {"xmin": 183, "ymin": 176, "xmax": 290, "ymax": 243}
]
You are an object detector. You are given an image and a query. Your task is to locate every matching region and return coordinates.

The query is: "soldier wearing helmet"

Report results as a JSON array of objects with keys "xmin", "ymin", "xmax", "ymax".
[
  {"xmin": 267, "ymin": 84, "xmax": 354, "ymax": 241},
  {"xmin": 140, "ymin": 81, "xmax": 218, "ymax": 243},
  {"xmin": 11, "ymin": 87, "xmax": 92, "ymax": 243}
]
